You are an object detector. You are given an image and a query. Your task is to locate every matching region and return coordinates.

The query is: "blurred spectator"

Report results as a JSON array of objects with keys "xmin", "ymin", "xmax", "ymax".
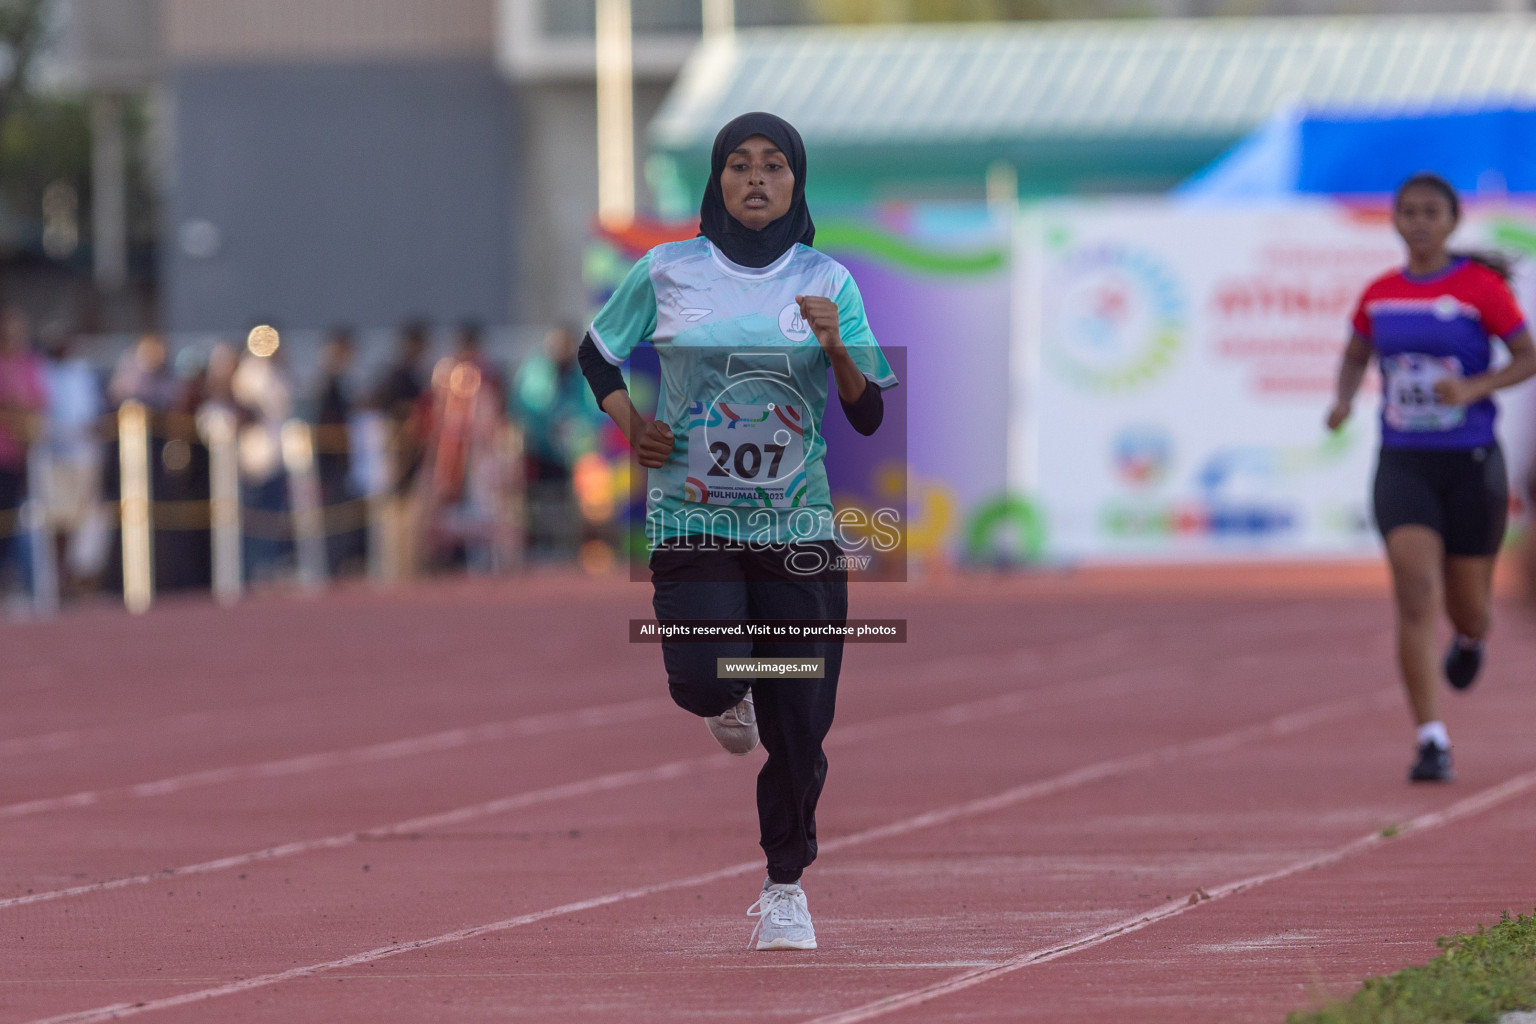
[
  {"xmin": 162, "ymin": 340, "xmax": 244, "ymax": 594},
  {"xmin": 40, "ymin": 328, "xmax": 108, "ymax": 597},
  {"xmin": 109, "ymin": 333, "xmax": 178, "ymax": 412},
  {"xmin": 231, "ymin": 332, "xmax": 295, "ymax": 583},
  {"xmin": 198, "ymin": 342, "xmax": 239, "ymax": 417},
  {"xmin": 316, "ymin": 326, "xmax": 355, "ymax": 498},
  {"xmin": 515, "ymin": 324, "xmax": 598, "ymax": 482},
  {"xmin": 513, "ymin": 324, "xmax": 600, "ymax": 559},
  {"xmin": 103, "ymin": 333, "xmax": 183, "ymax": 595},
  {"xmin": 171, "ymin": 349, "xmax": 209, "ymax": 419},
  {"xmin": 452, "ymin": 319, "xmax": 505, "ymax": 405},
  {"xmin": 374, "ymin": 318, "xmax": 431, "ymax": 488},
  {"xmin": 316, "ymin": 325, "xmax": 365, "ymax": 575},
  {"xmin": 142, "ymin": 347, "xmax": 219, "ymax": 593},
  {"xmin": 371, "ymin": 319, "xmax": 431, "ymax": 577},
  {"xmin": 0, "ymin": 307, "xmax": 45, "ymax": 600},
  {"xmin": 421, "ymin": 325, "xmax": 512, "ymax": 572}
]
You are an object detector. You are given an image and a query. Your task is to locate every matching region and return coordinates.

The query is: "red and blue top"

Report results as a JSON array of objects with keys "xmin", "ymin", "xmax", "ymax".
[{"xmin": 1350, "ymin": 258, "xmax": 1525, "ymax": 450}]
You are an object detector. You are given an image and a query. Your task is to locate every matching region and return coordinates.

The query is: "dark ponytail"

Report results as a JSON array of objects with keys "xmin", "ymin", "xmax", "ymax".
[
  {"xmin": 1394, "ymin": 172, "xmax": 1515, "ymax": 281},
  {"xmin": 1459, "ymin": 250, "xmax": 1515, "ymax": 281}
]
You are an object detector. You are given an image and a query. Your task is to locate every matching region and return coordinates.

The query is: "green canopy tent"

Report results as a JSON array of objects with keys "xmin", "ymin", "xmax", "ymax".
[{"xmin": 647, "ymin": 15, "xmax": 1536, "ymax": 211}]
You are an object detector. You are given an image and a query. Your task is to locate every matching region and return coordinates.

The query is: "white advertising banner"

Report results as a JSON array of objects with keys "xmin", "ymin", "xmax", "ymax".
[{"xmin": 1012, "ymin": 199, "xmax": 1536, "ymax": 563}]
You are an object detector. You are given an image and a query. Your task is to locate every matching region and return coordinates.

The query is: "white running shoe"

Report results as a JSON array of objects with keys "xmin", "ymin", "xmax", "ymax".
[
  {"xmin": 747, "ymin": 880, "xmax": 817, "ymax": 950},
  {"xmin": 707, "ymin": 691, "xmax": 758, "ymax": 755}
]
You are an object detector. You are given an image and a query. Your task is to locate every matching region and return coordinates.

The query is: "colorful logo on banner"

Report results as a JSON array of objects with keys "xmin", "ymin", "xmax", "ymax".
[
  {"xmin": 1047, "ymin": 244, "xmax": 1184, "ymax": 392},
  {"xmin": 1100, "ymin": 430, "xmax": 1364, "ymax": 541},
  {"xmin": 1112, "ymin": 425, "xmax": 1172, "ymax": 488}
]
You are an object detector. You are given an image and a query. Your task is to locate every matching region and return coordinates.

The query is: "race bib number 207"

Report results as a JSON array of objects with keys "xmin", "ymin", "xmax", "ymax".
[
  {"xmin": 685, "ymin": 402, "xmax": 806, "ymax": 507},
  {"xmin": 1383, "ymin": 353, "xmax": 1466, "ymax": 433}
]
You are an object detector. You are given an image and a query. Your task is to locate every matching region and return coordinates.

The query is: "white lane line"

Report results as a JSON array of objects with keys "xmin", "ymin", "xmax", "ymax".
[
  {"xmin": 816, "ymin": 688, "xmax": 1397, "ymax": 858},
  {"xmin": 0, "ymin": 963, "xmax": 1003, "ymax": 984},
  {"xmin": 0, "ymin": 755, "xmax": 728, "ymax": 911},
  {"xmin": 0, "ymin": 668, "xmax": 1161, "ymax": 912},
  {"xmin": 0, "ymin": 646, "xmax": 1040, "ymax": 819},
  {"xmin": 0, "ymin": 633, "xmax": 1165, "ymax": 840},
  {"xmin": 0, "ymin": 698, "xmax": 674, "ymax": 820},
  {"xmin": 317, "ymin": 962, "xmax": 1010, "ymax": 976},
  {"xmin": 21, "ymin": 855, "xmax": 765, "ymax": 1024},
  {"xmin": 0, "ymin": 730, "xmax": 96, "ymax": 759},
  {"xmin": 799, "ymin": 769, "xmax": 1536, "ymax": 1024},
  {"xmin": 0, "ymin": 713, "xmax": 222, "ymax": 760},
  {"xmin": 17, "ymin": 691, "xmax": 1391, "ymax": 1024},
  {"xmin": 0, "ymin": 603, "xmax": 1280, "ymax": 818}
]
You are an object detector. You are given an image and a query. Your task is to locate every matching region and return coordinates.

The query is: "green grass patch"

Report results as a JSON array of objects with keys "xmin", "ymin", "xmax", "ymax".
[{"xmin": 1288, "ymin": 910, "xmax": 1536, "ymax": 1024}]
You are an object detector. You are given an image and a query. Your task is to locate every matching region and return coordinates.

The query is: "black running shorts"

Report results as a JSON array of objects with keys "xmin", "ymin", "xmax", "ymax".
[{"xmin": 1373, "ymin": 444, "xmax": 1509, "ymax": 557}]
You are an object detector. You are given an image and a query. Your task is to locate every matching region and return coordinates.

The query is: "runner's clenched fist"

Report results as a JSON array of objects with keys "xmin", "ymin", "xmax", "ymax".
[{"xmin": 795, "ymin": 295, "xmax": 841, "ymax": 354}]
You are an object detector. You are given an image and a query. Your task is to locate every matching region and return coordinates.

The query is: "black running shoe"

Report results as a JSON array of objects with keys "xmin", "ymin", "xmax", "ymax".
[
  {"xmin": 1408, "ymin": 741, "xmax": 1454, "ymax": 783},
  {"xmin": 1444, "ymin": 641, "xmax": 1483, "ymax": 692}
]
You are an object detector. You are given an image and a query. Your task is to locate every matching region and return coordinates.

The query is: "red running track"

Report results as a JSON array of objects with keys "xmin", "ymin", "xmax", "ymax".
[{"xmin": 3, "ymin": 570, "xmax": 1535, "ymax": 1023}]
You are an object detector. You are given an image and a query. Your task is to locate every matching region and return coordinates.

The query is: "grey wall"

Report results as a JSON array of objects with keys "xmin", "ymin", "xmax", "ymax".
[
  {"xmin": 164, "ymin": 60, "xmax": 514, "ymax": 333},
  {"xmin": 513, "ymin": 79, "xmax": 671, "ymax": 330}
]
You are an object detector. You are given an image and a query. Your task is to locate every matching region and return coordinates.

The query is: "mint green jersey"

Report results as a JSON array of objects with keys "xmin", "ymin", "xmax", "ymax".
[{"xmin": 590, "ymin": 236, "xmax": 898, "ymax": 545}]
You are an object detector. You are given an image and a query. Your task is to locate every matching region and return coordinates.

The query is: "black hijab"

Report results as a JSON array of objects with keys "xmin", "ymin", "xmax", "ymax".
[{"xmin": 698, "ymin": 112, "xmax": 815, "ymax": 268}]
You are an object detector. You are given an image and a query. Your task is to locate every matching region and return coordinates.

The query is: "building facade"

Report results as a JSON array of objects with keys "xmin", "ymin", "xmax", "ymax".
[
  {"xmin": 61, "ymin": 0, "xmax": 1533, "ymax": 338},
  {"xmin": 65, "ymin": 0, "xmax": 801, "ymax": 336}
]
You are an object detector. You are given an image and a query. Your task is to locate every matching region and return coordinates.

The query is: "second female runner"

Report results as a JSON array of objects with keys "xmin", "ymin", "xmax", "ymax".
[{"xmin": 1328, "ymin": 173, "xmax": 1536, "ymax": 783}]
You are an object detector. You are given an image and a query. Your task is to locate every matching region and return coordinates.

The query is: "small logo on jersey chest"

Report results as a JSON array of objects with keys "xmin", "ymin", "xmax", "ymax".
[
  {"xmin": 679, "ymin": 307, "xmax": 712, "ymax": 323},
  {"xmin": 778, "ymin": 303, "xmax": 811, "ymax": 341},
  {"xmin": 1432, "ymin": 295, "xmax": 1461, "ymax": 321}
]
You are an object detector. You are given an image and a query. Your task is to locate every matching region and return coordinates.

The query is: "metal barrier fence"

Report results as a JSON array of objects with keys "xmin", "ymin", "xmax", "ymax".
[{"xmin": 0, "ymin": 399, "xmax": 526, "ymax": 618}]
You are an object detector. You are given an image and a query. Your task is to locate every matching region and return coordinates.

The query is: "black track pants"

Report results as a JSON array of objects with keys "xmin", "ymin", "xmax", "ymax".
[{"xmin": 649, "ymin": 538, "xmax": 847, "ymax": 885}]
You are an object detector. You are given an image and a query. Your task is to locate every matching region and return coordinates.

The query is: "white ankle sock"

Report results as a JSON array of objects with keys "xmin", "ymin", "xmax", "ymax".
[{"xmin": 1417, "ymin": 721, "xmax": 1450, "ymax": 749}]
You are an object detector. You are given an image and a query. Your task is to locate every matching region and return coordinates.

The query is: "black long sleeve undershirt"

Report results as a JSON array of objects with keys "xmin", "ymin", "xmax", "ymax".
[
  {"xmin": 578, "ymin": 333, "xmax": 626, "ymax": 406},
  {"xmin": 580, "ymin": 331, "xmax": 883, "ymax": 435},
  {"xmin": 840, "ymin": 378, "xmax": 883, "ymax": 436}
]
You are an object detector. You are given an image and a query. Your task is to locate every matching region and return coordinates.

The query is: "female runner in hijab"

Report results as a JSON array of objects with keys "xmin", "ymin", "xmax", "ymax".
[{"xmin": 578, "ymin": 112, "xmax": 898, "ymax": 950}]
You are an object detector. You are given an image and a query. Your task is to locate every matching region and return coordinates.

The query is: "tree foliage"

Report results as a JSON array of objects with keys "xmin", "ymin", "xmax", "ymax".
[
  {"xmin": 0, "ymin": 0, "xmax": 96, "ymax": 263},
  {"xmin": 0, "ymin": 91, "xmax": 89, "ymax": 250},
  {"xmin": 0, "ymin": 0, "xmax": 46, "ymax": 127}
]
